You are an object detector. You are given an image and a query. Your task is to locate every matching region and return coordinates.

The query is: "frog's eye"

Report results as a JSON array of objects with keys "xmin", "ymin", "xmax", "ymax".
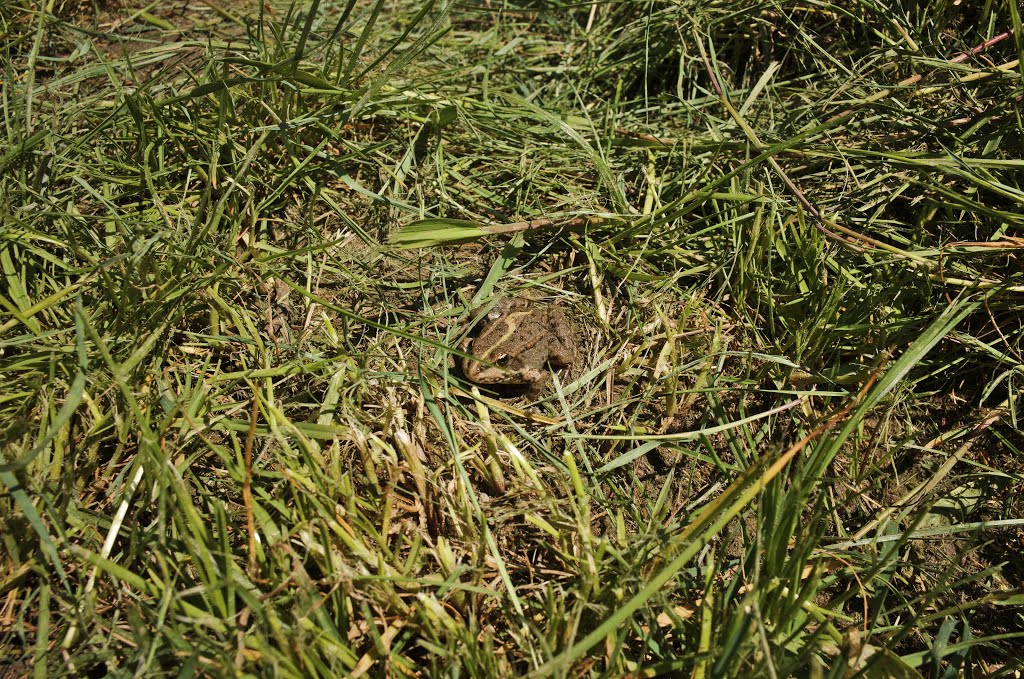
[{"xmin": 486, "ymin": 309, "xmax": 503, "ymax": 321}]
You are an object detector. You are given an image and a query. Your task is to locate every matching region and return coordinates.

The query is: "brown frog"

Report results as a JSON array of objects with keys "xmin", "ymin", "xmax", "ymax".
[{"xmin": 462, "ymin": 298, "xmax": 577, "ymax": 394}]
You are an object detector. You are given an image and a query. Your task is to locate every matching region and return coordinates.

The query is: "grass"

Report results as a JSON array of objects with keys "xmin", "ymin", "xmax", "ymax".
[{"xmin": 2, "ymin": 0, "xmax": 1024, "ymax": 675}]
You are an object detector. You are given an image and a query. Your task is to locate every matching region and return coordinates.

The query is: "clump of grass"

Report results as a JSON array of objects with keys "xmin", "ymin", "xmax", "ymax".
[{"xmin": 2, "ymin": 0, "xmax": 1023, "ymax": 675}]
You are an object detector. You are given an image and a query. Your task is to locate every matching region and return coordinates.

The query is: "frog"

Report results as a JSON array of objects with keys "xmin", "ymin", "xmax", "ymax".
[{"xmin": 461, "ymin": 298, "xmax": 577, "ymax": 395}]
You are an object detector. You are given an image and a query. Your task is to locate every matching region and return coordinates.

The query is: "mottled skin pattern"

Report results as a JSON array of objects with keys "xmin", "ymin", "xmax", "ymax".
[{"xmin": 462, "ymin": 298, "xmax": 577, "ymax": 394}]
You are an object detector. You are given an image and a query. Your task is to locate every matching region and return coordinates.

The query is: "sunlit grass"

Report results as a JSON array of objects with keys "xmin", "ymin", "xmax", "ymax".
[{"xmin": 2, "ymin": 0, "xmax": 1023, "ymax": 675}]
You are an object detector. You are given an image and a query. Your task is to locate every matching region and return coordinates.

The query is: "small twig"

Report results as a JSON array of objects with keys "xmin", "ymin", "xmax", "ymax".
[
  {"xmin": 480, "ymin": 215, "xmax": 603, "ymax": 236},
  {"xmin": 950, "ymin": 30, "xmax": 1015, "ymax": 64}
]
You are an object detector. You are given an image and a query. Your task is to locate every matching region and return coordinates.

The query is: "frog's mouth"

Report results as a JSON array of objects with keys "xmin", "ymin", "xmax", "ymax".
[{"xmin": 459, "ymin": 358, "xmax": 548, "ymax": 396}]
